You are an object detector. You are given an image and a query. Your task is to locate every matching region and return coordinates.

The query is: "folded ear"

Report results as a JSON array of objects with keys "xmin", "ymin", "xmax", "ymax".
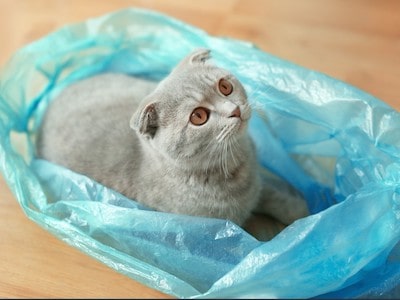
[
  {"xmin": 130, "ymin": 102, "xmax": 158, "ymax": 139},
  {"xmin": 188, "ymin": 48, "xmax": 211, "ymax": 64},
  {"xmin": 174, "ymin": 48, "xmax": 211, "ymax": 71}
]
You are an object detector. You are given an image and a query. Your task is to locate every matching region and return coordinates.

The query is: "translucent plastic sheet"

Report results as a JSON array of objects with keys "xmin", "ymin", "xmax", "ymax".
[{"xmin": 1, "ymin": 8, "xmax": 400, "ymax": 298}]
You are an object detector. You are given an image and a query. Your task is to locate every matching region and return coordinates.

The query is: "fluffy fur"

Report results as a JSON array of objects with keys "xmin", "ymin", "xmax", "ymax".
[{"xmin": 37, "ymin": 49, "xmax": 308, "ymax": 227}]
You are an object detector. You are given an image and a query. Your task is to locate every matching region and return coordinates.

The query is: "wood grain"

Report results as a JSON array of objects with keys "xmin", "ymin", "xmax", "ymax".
[{"xmin": 0, "ymin": 0, "xmax": 399, "ymax": 298}]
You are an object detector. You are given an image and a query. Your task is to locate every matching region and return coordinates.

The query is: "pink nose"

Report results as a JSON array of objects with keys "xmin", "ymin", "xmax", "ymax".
[{"xmin": 229, "ymin": 106, "xmax": 241, "ymax": 118}]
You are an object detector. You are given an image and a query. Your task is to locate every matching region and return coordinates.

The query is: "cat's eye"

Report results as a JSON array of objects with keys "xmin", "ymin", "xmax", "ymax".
[
  {"xmin": 218, "ymin": 78, "xmax": 233, "ymax": 96},
  {"xmin": 190, "ymin": 107, "xmax": 210, "ymax": 126}
]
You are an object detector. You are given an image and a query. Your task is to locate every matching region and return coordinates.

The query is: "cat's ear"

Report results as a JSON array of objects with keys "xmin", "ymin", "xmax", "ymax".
[
  {"xmin": 188, "ymin": 48, "xmax": 211, "ymax": 64},
  {"xmin": 176, "ymin": 48, "xmax": 211, "ymax": 70},
  {"xmin": 130, "ymin": 103, "xmax": 158, "ymax": 139}
]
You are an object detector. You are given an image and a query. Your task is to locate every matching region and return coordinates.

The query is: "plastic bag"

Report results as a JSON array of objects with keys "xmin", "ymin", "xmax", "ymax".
[{"xmin": 1, "ymin": 8, "xmax": 400, "ymax": 298}]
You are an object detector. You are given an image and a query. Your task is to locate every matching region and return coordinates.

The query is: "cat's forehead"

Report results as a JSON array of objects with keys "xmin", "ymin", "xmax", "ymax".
[
  {"xmin": 151, "ymin": 61, "xmax": 246, "ymax": 110},
  {"xmin": 178, "ymin": 65, "xmax": 233, "ymax": 91}
]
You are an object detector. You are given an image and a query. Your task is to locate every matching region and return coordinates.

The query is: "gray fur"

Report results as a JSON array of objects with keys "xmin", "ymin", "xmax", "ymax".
[{"xmin": 37, "ymin": 49, "xmax": 308, "ymax": 226}]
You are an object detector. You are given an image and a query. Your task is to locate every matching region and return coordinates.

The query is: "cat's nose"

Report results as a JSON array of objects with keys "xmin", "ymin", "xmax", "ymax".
[{"xmin": 229, "ymin": 106, "xmax": 241, "ymax": 119}]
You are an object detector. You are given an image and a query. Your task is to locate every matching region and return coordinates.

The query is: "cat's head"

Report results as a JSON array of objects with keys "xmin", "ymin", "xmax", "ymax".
[{"xmin": 130, "ymin": 49, "xmax": 252, "ymax": 176}]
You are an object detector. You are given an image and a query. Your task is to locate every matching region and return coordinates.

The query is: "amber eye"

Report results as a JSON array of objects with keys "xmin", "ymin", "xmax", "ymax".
[
  {"xmin": 218, "ymin": 78, "xmax": 233, "ymax": 96},
  {"xmin": 190, "ymin": 107, "xmax": 210, "ymax": 126}
]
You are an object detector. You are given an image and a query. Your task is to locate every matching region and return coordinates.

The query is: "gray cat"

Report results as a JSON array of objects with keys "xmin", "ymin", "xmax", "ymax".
[{"xmin": 37, "ymin": 49, "xmax": 308, "ymax": 228}]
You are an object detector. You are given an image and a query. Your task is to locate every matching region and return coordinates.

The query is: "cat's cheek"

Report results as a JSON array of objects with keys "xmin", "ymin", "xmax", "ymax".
[
  {"xmin": 240, "ymin": 105, "xmax": 252, "ymax": 121},
  {"xmin": 239, "ymin": 120, "xmax": 249, "ymax": 134}
]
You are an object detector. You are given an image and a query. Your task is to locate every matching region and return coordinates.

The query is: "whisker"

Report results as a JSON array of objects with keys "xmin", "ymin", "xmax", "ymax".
[
  {"xmin": 247, "ymin": 83, "xmax": 275, "ymax": 111},
  {"xmin": 222, "ymin": 141, "xmax": 229, "ymax": 178},
  {"xmin": 216, "ymin": 125, "xmax": 229, "ymax": 142},
  {"xmin": 218, "ymin": 123, "xmax": 235, "ymax": 143},
  {"xmin": 204, "ymin": 139, "xmax": 218, "ymax": 174},
  {"xmin": 228, "ymin": 138, "xmax": 239, "ymax": 168},
  {"xmin": 203, "ymin": 121, "xmax": 245, "ymax": 178}
]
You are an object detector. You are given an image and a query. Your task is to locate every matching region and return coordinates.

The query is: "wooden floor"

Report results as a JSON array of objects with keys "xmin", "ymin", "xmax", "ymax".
[{"xmin": 0, "ymin": 0, "xmax": 399, "ymax": 298}]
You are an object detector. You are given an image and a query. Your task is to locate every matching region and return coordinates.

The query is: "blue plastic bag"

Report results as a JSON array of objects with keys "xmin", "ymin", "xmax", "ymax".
[{"xmin": 1, "ymin": 8, "xmax": 399, "ymax": 298}]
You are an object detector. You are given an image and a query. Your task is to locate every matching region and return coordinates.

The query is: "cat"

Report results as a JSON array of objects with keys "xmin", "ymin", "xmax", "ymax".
[{"xmin": 36, "ymin": 48, "xmax": 308, "ymax": 230}]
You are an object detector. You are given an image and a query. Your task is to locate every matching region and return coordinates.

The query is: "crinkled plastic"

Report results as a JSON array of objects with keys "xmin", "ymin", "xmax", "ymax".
[{"xmin": 1, "ymin": 8, "xmax": 400, "ymax": 299}]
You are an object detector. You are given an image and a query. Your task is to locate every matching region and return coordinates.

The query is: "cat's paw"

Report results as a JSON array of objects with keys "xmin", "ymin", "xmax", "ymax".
[
  {"xmin": 277, "ymin": 192, "xmax": 309, "ymax": 225},
  {"xmin": 255, "ymin": 179, "xmax": 310, "ymax": 226}
]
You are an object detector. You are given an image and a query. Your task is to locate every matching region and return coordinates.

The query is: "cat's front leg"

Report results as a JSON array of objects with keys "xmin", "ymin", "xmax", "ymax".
[{"xmin": 255, "ymin": 168, "xmax": 309, "ymax": 225}]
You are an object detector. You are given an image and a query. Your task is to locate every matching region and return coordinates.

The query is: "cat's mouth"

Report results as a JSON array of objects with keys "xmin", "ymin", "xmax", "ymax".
[
  {"xmin": 238, "ymin": 117, "xmax": 249, "ymax": 133},
  {"xmin": 234, "ymin": 110, "xmax": 250, "ymax": 133},
  {"xmin": 216, "ymin": 119, "xmax": 248, "ymax": 143}
]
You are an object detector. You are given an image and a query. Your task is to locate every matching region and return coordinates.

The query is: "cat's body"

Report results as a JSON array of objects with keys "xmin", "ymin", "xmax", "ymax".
[{"xmin": 37, "ymin": 49, "xmax": 308, "ymax": 227}]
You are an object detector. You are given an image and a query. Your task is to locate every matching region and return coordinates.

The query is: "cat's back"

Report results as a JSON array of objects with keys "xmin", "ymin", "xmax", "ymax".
[
  {"xmin": 37, "ymin": 72, "xmax": 157, "ymax": 176},
  {"xmin": 40, "ymin": 72, "xmax": 157, "ymax": 119}
]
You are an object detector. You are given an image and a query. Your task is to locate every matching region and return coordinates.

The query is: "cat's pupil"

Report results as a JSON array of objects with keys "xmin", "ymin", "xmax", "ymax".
[
  {"xmin": 218, "ymin": 78, "xmax": 233, "ymax": 96},
  {"xmin": 190, "ymin": 107, "xmax": 209, "ymax": 126}
]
